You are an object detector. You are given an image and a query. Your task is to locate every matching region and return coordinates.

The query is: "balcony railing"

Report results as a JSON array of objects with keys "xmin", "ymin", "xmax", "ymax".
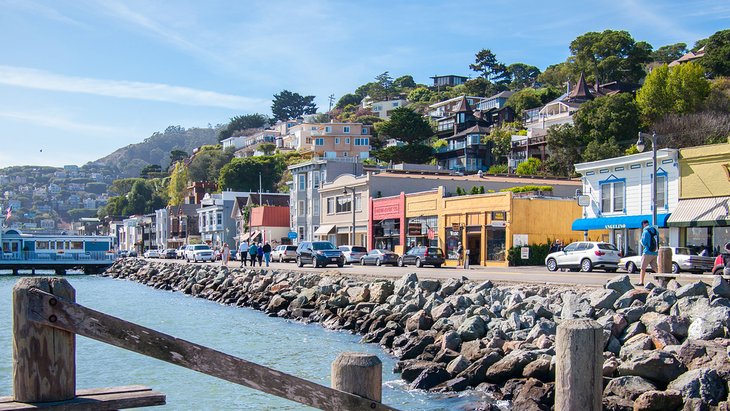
[{"xmin": 0, "ymin": 251, "xmax": 116, "ymax": 262}]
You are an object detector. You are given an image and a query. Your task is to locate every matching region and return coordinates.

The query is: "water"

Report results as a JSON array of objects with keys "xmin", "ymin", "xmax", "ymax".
[{"xmin": 0, "ymin": 276, "xmax": 488, "ymax": 410}]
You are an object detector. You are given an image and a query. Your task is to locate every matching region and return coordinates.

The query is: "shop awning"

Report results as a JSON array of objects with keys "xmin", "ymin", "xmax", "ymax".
[
  {"xmin": 313, "ymin": 224, "xmax": 336, "ymax": 235},
  {"xmin": 249, "ymin": 231, "xmax": 261, "ymax": 241},
  {"xmin": 240, "ymin": 232, "xmax": 251, "ymax": 241},
  {"xmin": 667, "ymin": 197, "xmax": 730, "ymax": 227},
  {"xmin": 572, "ymin": 214, "xmax": 670, "ymax": 231}
]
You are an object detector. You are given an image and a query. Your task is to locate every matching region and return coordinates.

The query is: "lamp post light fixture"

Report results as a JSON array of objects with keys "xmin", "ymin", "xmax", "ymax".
[
  {"xmin": 342, "ymin": 186, "xmax": 356, "ymax": 245},
  {"xmin": 636, "ymin": 131, "xmax": 658, "ymax": 227}
]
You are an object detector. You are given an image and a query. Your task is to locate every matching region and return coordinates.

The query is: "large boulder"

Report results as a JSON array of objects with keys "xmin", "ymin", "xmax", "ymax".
[
  {"xmin": 603, "ymin": 376, "xmax": 657, "ymax": 401},
  {"xmin": 511, "ymin": 378, "xmax": 554, "ymax": 411},
  {"xmin": 431, "ymin": 302, "xmax": 455, "ymax": 320},
  {"xmin": 606, "ymin": 275, "xmax": 634, "ymax": 296},
  {"xmin": 440, "ymin": 330, "xmax": 462, "ymax": 351},
  {"xmin": 369, "ymin": 280, "xmax": 394, "ymax": 303},
  {"xmin": 457, "ymin": 316, "xmax": 487, "ymax": 341},
  {"xmin": 645, "ymin": 290, "xmax": 677, "ymax": 314},
  {"xmin": 561, "ymin": 293, "xmax": 593, "ymax": 319},
  {"xmin": 614, "ymin": 288, "xmax": 650, "ymax": 309},
  {"xmin": 405, "ymin": 310, "xmax": 434, "ymax": 332},
  {"xmin": 667, "ymin": 368, "xmax": 727, "ymax": 405},
  {"xmin": 617, "ymin": 350, "xmax": 687, "ymax": 384},
  {"xmin": 619, "ymin": 334, "xmax": 654, "ymax": 359},
  {"xmin": 712, "ymin": 276, "xmax": 730, "ymax": 299},
  {"xmin": 456, "ymin": 351, "xmax": 502, "ymax": 387},
  {"xmin": 632, "ymin": 390, "xmax": 683, "ymax": 411},
  {"xmin": 418, "ymin": 279, "xmax": 441, "ymax": 293},
  {"xmin": 446, "ymin": 355, "xmax": 471, "ymax": 375},
  {"xmin": 485, "ymin": 350, "xmax": 537, "ymax": 383},
  {"xmin": 394, "ymin": 273, "xmax": 418, "ymax": 295},
  {"xmin": 676, "ymin": 340, "xmax": 730, "ymax": 372},
  {"xmin": 400, "ymin": 333, "xmax": 436, "ymax": 360},
  {"xmin": 687, "ymin": 306, "xmax": 730, "ymax": 340},
  {"xmin": 411, "ymin": 364, "xmax": 451, "ymax": 390},
  {"xmin": 398, "ymin": 359, "xmax": 435, "ymax": 382},
  {"xmin": 675, "ymin": 281, "xmax": 709, "ymax": 299},
  {"xmin": 589, "ymin": 289, "xmax": 620, "ymax": 310}
]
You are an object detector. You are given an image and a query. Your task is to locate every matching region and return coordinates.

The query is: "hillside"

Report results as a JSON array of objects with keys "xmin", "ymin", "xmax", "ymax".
[{"xmin": 89, "ymin": 125, "xmax": 222, "ymax": 178}]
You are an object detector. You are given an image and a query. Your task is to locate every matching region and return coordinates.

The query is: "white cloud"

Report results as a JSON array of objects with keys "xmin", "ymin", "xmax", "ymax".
[
  {"xmin": 1, "ymin": 0, "xmax": 86, "ymax": 27},
  {"xmin": 0, "ymin": 110, "xmax": 124, "ymax": 135},
  {"xmin": 0, "ymin": 65, "xmax": 270, "ymax": 110}
]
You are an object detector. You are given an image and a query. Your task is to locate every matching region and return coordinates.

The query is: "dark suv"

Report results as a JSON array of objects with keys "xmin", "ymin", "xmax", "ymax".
[
  {"xmin": 398, "ymin": 246, "xmax": 445, "ymax": 268},
  {"xmin": 296, "ymin": 241, "xmax": 345, "ymax": 268}
]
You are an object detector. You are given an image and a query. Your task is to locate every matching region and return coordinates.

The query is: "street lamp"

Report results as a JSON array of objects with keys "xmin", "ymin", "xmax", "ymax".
[
  {"xmin": 342, "ymin": 187, "xmax": 356, "ymax": 245},
  {"xmin": 636, "ymin": 131, "xmax": 657, "ymax": 227}
]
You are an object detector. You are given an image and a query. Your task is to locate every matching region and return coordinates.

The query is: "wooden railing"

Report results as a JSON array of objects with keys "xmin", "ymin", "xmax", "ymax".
[{"xmin": 1, "ymin": 277, "xmax": 400, "ymax": 411}]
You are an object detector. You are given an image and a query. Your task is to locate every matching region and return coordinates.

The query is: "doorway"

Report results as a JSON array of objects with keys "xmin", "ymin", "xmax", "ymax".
[{"xmin": 466, "ymin": 232, "xmax": 481, "ymax": 265}]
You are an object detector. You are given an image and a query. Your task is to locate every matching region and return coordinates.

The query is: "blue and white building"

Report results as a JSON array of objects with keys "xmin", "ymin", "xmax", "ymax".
[{"xmin": 572, "ymin": 148, "xmax": 680, "ymax": 256}]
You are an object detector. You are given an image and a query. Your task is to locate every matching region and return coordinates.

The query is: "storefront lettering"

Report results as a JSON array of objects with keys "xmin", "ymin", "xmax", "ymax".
[{"xmin": 605, "ymin": 224, "xmax": 626, "ymax": 229}]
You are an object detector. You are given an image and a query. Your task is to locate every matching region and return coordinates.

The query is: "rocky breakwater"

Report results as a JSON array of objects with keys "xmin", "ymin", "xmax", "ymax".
[{"xmin": 103, "ymin": 259, "xmax": 730, "ymax": 411}]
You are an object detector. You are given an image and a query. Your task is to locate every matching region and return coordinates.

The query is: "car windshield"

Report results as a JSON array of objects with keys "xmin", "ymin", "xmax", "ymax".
[
  {"xmin": 597, "ymin": 244, "xmax": 618, "ymax": 251},
  {"xmin": 193, "ymin": 245, "xmax": 210, "ymax": 250},
  {"xmin": 675, "ymin": 247, "xmax": 692, "ymax": 255},
  {"xmin": 427, "ymin": 247, "xmax": 443, "ymax": 256},
  {"xmin": 352, "ymin": 246, "xmax": 367, "ymax": 252},
  {"xmin": 286, "ymin": 246, "xmax": 297, "ymax": 251},
  {"xmin": 312, "ymin": 242, "xmax": 336, "ymax": 250}
]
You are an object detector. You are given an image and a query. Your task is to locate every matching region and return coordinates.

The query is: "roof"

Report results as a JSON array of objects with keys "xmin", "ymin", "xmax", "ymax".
[
  {"xmin": 451, "ymin": 124, "xmax": 492, "ymax": 138},
  {"xmin": 452, "ymin": 96, "xmax": 473, "ymax": 113},
  {"xmin": 567, "ymin": 72, "xmax": 594, "ymax": 102},
  {"xmin": 430, "ymin": 74, "xmax": 469, "ymax": 80},
  {"xmin": 250, "ymin": 206, "xmax": 290, "ymax": 227},
  {"xmin": 488, "ymin": 90, "xmax": 514, "ymax": 100},
  {"xmin": 374, "ymin": 171, "xmax": 581, "ymax": 186},
  {"xmin": 667, "ymin": 197, "xmax": 730, "ymax": 227},
  {"xmin": 669, "ymin": 47, "xmax": 705, "ymax": 66}
]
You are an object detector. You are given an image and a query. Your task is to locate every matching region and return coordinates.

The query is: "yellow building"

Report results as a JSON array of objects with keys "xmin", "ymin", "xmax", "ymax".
[
  {"xmin": 404, "ymin": 187, "xmax": 587, "ymax": 267},
  {"xmin": 668, "ymin": 143, "xmax": 730, "ymax": 254}
]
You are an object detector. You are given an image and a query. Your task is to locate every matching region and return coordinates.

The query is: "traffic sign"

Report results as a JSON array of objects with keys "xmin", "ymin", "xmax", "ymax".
[{"xmin": 287, "ymin": 231, "xmax": 297, "ymax": 239}]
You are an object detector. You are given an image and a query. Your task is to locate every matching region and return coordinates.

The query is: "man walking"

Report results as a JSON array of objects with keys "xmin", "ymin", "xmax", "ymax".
[
  {"xmin": 239, "ymin": 240, "xmax": 249, "ymax": 267},
  {"xmin": 639, "ymin": 219, "xmax": 659, "ymax": 286},
  {"xmin": 262, "ymin": 242, "xmax": 272, "ymax": 267}
]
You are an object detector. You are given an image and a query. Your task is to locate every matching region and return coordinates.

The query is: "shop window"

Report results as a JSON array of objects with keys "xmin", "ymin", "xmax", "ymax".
[{"xmin": 600, "ymin": 179, "xmax": 625, "ymax": 213}]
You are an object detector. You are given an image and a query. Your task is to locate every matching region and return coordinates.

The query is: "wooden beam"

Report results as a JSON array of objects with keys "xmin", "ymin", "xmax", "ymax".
[
  {"xmin": 24, "ymin": 287, "xmax": 399, "ymax": 411},
  {"xmin": 0, "ymin": 385, "xmax": 165, "ymax": 410}
]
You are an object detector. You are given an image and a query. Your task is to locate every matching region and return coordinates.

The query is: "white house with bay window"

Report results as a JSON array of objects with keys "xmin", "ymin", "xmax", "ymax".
[{"xmin": 572, "ymin": 148, "xmax": 679, "ymax": 256}]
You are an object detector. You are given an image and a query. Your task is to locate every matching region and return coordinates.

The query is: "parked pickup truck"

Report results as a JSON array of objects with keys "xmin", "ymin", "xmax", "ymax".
[{"xmin": 619, "ymin": 247, "xmax": 715, "ymax": 274}]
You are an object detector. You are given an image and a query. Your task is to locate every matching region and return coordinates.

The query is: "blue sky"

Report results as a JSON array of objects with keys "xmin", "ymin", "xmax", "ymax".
[{"xmin": 0, "ymin": 0, "xmax": 728, "ymax": 167}]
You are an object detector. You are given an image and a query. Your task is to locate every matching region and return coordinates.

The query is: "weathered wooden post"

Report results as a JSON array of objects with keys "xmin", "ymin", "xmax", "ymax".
[
  {"xmin": 555, "ymin": 319, "xmax": 602, "ymax": 411},
  {"xmin": 13, "ymin": 277, "xmax": 76, "ymax": 402},
  {"xmin": 331, "ymin": 352, "xmax": 382, "ymax": 404},
  {"xmin": 658, "ymin": 246, "xmax": 673, "ymax": 274}
]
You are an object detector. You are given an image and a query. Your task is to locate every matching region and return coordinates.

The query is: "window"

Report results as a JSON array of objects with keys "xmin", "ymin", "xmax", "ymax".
[
  {"xmin": 298, "ymin": 200, "xmax": 305, "ymax": 216},
  {"xmin": 327, "ymin": 197, "xmax": 335, "ymax": 214},
  {"xmin": 313, "ymin": 198, "xmax": 319, "ymax": 216},
  {"xmin": 217, "ymin": 213, "xmax": 222, "ymax": 225},
  {"xmin": 335, "ymin": 138, "xmax": 340, "ymax": 144},
  {"xmin": 343, "ymin": 126, "xmax": 350, "ymax": 133},
  {"xmin": 392, "ymin": 102, "xmax": 399, "ymax": 107},
  {"xmin": 656, "ymin": 174, "xmax": 667, "ymax": 209},
  {"xmin": 600, "ymin": 180, "xmax": 625, "ymax": 213},
  {"xmin": 315, "ymin": 138, "xmax": 324, "ymax": 146},
  {"xmin": 336, "ymin": 196, "xmax": 352, "ymax": 213},
  {"xmin": 70, "ymin": 241, "xmax": 83, "ymax": 250},
  {"xmin": 298, "ymin": 174, "xmax": 306, "ymax": 191},
  {"xmin": 362, "ymin": 127, "xmax": 368, "ymax": 134},
  {"xmin": 345, "ymin": 138, "xmax": 350, "ymax": 144},
  {"xmin": 355, "ymin": 138, "xmax": 369, "ymax": 146},
  {"xmin": 298, "ymin": 226, "xmax": 304, "ymax": 241},
  {"xmin": 311, "ymin": 126, "xmax": 317, "ymax": 131},
  {"xmin": 325, "ymin": 126, "xmax": 332, "ymax": 133},
  {"xmin": 355, "ymin": 194, "xmax": 362, "ymax": 211},
  {"xmin": 468, "ymin": 134, "xmax": 480, "ymax": 145},
  {"xmin": 305, "ymin": 137, "xmax": 312, "ymax": 144},
  {"xmin": 313, "ymin": 172, "xmax": 320, "ymax": 188}
]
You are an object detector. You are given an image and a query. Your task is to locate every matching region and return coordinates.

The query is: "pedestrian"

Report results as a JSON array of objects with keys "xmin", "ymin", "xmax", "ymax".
[
  {"xmin": 239, "ymin": 240, "xmax": 249, "ymax": 267},
  {"xmin": 262, "ymin": 241, "xmax": 272, "ymax": 267},
  {"xmin": 549, "ymin": 240, "xmax": 560, "ymax": 253},
  {"xmin": 723, "ymin": 242, "xmax": 730, "ymax": 276},
  {"xmin": 248, "ymin": 242, "xmax": 258, "ymax": 267},
  {"xmin": 456, "ymin": 242, "xmax": 464, "ymax": 267},
  {"xmin": 256, "ymin": 242, "xmax": 264, "ymax": 266},
  {"xmin": 221, "ymin": 243, "xmax": 230, "ymax": 267},
  {"xmin": 638, "ymin": 219, "xmax": 659, "ymax": 286}
]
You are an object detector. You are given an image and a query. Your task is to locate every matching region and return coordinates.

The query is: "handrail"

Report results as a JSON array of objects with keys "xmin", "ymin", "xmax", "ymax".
[{"xmin": 10, "ymin": 278, "xmax": 399, "ymax": 411}]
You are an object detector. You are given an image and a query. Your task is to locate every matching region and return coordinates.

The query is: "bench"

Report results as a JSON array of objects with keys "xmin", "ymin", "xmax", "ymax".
[{"xmin": 651, "ymin": 273, "xmax": 730, "ymax": 288}]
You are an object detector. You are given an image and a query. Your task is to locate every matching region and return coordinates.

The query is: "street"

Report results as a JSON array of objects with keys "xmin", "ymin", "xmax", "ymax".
[{"xmin": 149, "ymin": 257, "xmax": 632, "ymax": 287}]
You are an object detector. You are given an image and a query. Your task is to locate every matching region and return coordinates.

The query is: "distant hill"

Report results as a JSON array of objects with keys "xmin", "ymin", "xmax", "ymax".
[{"xmin": 89, "ymin": 125, "xmax": 222, "ymax": 178}]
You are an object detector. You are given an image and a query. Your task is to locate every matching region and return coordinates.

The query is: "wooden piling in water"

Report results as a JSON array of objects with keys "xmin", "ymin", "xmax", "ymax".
[
  {"xmin": 555, "ymin": 319, "xmax": 602, "ymax": 411},
  {"xmin": 331, "ymin": 352, "xmax": 382, "ymax": 404},
  {"xmin": 12, "ymin": 277, "xmax": 76, "ymax": 402}
]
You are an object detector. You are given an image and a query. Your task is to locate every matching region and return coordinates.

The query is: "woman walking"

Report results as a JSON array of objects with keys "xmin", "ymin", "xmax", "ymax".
[
  {"xmin": 221, "ymin": 243, "xmax": 230, "ymax": 267},
  {"xmin": 248, "ymin": 242, "xmax": 258, "ymax": 268},
  {"xmin": 256, "ymin": 242, "xmax": 264, "ymax": 266}
]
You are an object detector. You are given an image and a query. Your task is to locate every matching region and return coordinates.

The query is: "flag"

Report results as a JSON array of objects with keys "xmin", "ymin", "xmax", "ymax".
[{"xmin": 5, "ymin": 206, "xmax": 11, "ymax": 220}]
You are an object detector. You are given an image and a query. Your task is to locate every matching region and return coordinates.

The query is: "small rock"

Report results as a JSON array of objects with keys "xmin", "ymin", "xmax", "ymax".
[
  {"xmin": 618, "ymin": 350, "xmax": 687, "ymax": 384},
  {"xmin": 606, "ymin": 275, "xmax": 635, "ymax": 295},
  {"xmin": 457, "ymin": 316, "xmax": 487, "ymax": 341},
  {"xmin": 632, "ymin": 389, "xmax": 683, "ymax": 411},
  {"xmin": 522, "ymin": 358, "xmax": 552, "ymax": 381},
  {"xmin": 590, "ymin": 289, "xmax": 620, "ymax": 310},
  {"xmin": 712, "ymin": 276, "xmax": 730, "ymax": 299},
  {"xmin": 485, "ymin": 350, "xmax": 536, "ymax": 383},
  {"xmin": 620, "ymin": 334, "xmax": 654, "ymax": 359},
  {"xmin": 603, "ymin": 375, "xmax": 657, "ymax": 400},
  {"xmin": 446, "ymin": 355, "xmax": 470, "ymax": 375},
  {"xmin": 411, "ymin": 364, "xmax": 451, "ymax": 390},
  {"xmin": 667, "ymin": 368, "xmax": 727, "ymax": 405}
]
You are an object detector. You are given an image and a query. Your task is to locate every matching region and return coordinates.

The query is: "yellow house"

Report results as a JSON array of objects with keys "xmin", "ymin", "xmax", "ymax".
[
  {"xmin": 668, "ymin": 142, "xmax": 730, "ymax": 254},
  {"xmin": 404, "ymin": 187, "xmax": 586, "ymax": 267}
]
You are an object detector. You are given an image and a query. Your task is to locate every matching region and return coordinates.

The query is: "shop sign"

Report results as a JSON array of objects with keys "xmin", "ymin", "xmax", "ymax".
[
  {"xmin": 451, "ymin": 223, "xmax": 461, "ymax": 231},
  {"xmin": 408, "ymin": 222, "xmax": 422, "ymax": 236},
  {"xmin": 450, "ymin": 230, "xmax": 460, "ymax": 236},
  {"xmin": 491, "ymin": 211, "xmax": 506, "ymax": 221},
  {"xmin": 605, "ymin": 224, "xmax": 626, "ymax": 229},
  {"xmin": 520, "ymin": 247, "xmax": 530, "ymax": 259},
  {"xmin": 491, "ymin": 221, "xmax": 506, "ymax": 227}
]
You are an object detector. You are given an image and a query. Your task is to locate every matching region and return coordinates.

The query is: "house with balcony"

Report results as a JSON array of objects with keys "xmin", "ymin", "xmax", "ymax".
[
  {"xmin": 572, "ymin": 149, "xmax": 680, "ymax": 256},
  {"xmin": 231, "ymin": 193, "xmax": 289, "ymax": 244},
  {"xmin": 430, "ymin": 75, "xmax": 469, "ymax": 89},
  {"xmin": 227, "ymin": 129, "xmax": 281, "ymax": 157},
  {"xmin": 367, "ymin": 99, "xmax": 408, "ymax": 119},
  {"xmin": 196, "ymin": 191, "xmax": 251, "ymax": 249},
  {"xmin": 428, "ymin": 95, "xmax": 487, "ymax": 121},
  {"xmin": 155, "ymin": 203, "xmax": 200, "ymax": 250},
  {"xmin": 281, "ymin": 122, "xmax": 372, "ymax": 160},
  {"xmin": 434, "ymin": 97, "xmax": 496, "ymax": 173}
]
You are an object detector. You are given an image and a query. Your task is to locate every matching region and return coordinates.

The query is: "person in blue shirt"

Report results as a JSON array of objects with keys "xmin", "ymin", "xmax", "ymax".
[{"xmin": 639, "ymin": 219, "xmax": 659, "ymax": 286}]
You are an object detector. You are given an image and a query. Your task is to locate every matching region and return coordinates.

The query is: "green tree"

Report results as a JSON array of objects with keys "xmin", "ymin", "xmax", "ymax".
[
  {"xmin": 700, "ymin": 29, "xmax": 730, "ymax": 77},
  {"xmin": 393, "ymin": 75, "xmax": 417, "ymax": 89},
  {"xmin": 470, "ymin": 49, "xmax": 510, "ymax": 84},
  {"xmin": 354, "ymin": 82, "xmax": 376, "ymax": 100},
  {"xmin": 574, "ymin": 93, "xmax": 640, "ymax": 148},
  {"xmin": 258, "ymin": 143, "xmax": 276, "ymax": 155},
  {"xmin": 651, "ymin": 43, "xmax": 688, "ymax": 64},
  {"xmin": 637, "ymin": 62, "xmax": 710, "ymax": 123},
  {"xmin": 488, "ymin": 164, "xmax": 508, "ymax": 174},
  {"xmin": 84, "ymin": 182, "xmax": 107, "ymax": 195},
  {"xmin": 271, "ymin": 90, "xmax": 317, "ymax": 121},
  {"xmin": 462, "ymin": 77, "xmax": 499, "ymax": 97},
  {"xmin": 407, "ymin": 87, "xmax": 434, "ymax": 103},
  {"xmin": 545, "ymin": 124, "xmax": 582, "ymax": 177},
  {"xmin": 218, "ymin": 113, "xmax": 268, "ymax": 141},
  {"xmin": 537, "ymin": 62, "xmax": 576, "ymax": 89},
  {"xmin": 335, "ymin": 93, "xmax": 362, "ymax": 109},
  {"xmin": 188, "ymin": 146, "xmax": 235, "ymax": 182},
  {"xmin": 68, "ymin": 208, "xmax": 97, "ymax": 220},
  {"xmin": 169, "ymin": 149, "xmax": 188, "ymax": 165},
  {"xmin": 109, "ymin": 178, "xmax": 146, "ymax": 196},
  {"xmin": 505, "ymin": 88, "xmax": 543, "ymax": 117},
  {"xmin": 140, "ymin": 164, "xmax": 162, "ymax": 178},
  {"xmin": 375, "ymin": 107, "xmax": 434, "ymax": 144},
  {"xmin": 167, "ymin": 162, "xmax": 188, "ymax": 207},
  {"xmin": 484, "ymin": 127, "xmax": 513, "ymax": 164},
  {"xmin": 368, "ymin": 72, "xmax": 395, "ymax": 101},
  {"xmin": 507, "ymin": 63, "xmax": 541, "ymax": 89},
  {"xmin": 516, "ymin": 158, "xmax": 542, "ymax": 175},
  {"xmin": 569, "ymin": 30, "xmax": 652, "ymax": 83},
  {"xmin": 124, "ymin": 180, "xmax": 166, "ymax": 216},
  {"xmin": 217, "ymin": 156, "xmax": 285, "ymax": 193},
  {"xmin": 582, "ymin": 138, "xmax": 622, "ymax": 162},
  {"xmin": 372, "ymin": 144, "xmax": 434, "ymax": 164}
]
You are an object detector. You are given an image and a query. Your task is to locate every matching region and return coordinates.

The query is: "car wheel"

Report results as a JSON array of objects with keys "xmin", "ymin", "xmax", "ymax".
[
  {"xmin": 360, "ymin": 258, "xmax": 365, "ymax": 266},
  {"xmin": 581, "ymin": 258, "xmax": 593, "ymax": 272},
  {"xmin": 398, "ymin": 258, "xmax": 404, "ymax": 267},
  {"xmin": 434, "ymin": 264, "xmax": 442, "ymax": 268},
  {"xmin": 546, "ymin": 258, "xmax": 558, "ymax": 272},
  {"xmin": 713, "ymin": 266, "xmax": 724, "ymax": 276},
  {"xmin": 605, "ymin": 268, "xmax": 618, "ymax": 273},
  {"xmin": 415, "ymin": 258, "xmax": 422, "ymax": 268},
  {"xmin": 337, "ymin": 263, "xmax": 344, "ymax": 268},
  {"xmin": 297, "ymin": 257, "xmax": 303, "ymax": 267},
  {"xmin": 672, "ymin": 262, "xmax": 680, "ymax": 274},
  {"xmin": 279, "ymin": 255, "xmax": 283, "ymax": 263},
  {"xmin": 375, "ymin": 258, "xmax": 381, "ymax": 266},
  {"xmin": 626, "ymin": 261, "xmax": 637, "ymax": 274}
]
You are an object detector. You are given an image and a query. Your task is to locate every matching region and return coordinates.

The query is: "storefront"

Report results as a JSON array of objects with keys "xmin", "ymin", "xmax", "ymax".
[
  {"xmin": 572, "ymin": 214, "xmax": 673, "ymax": 257},
  {"xmin": 369, "ymin": 193, "xmax": 405, "ymax": 252},
  {"xmin": 405, "ymin": 216, "xmax": 437, "ymax": 250},
  {"xmin": 667, "ymin": 196, "xmax": 730, "ymax": 255}
]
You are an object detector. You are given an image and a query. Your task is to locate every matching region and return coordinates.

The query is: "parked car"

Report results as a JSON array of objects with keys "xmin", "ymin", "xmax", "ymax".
[
  {"xmin": 398, "ymin": 246, "xmax": 444, "ymax": 268},
  {"xmin": 296, "ymin": 241, "xmax": 344, "ymax": 268},
  {"xmin": 339, "ymin": 245, "xmax": 368, "ymax": 264},
  {"xmin": 176, "ymin": 245, "xmax": 186, "ymax": 259},
  {"xmin": 117, "ymin": 249, "xmax": 128, "ymax": 258},
  {"xmin": 619, "ymin": 247, "xmax": 714, "ymax": 274},
  {"xmin": 714, "ymin": 254, "xmax": 727, "ymax": 276},
  {"xmin": 162, "ymin": 248, "xmax": 177, "ymax": 259},
  {"xmin": 272, "ymin": 245, "xmax": 297, "ymax": 262},
  {"xmin": 184, "ymin": 244, "xmax": 214, "ymax": 263},
  {"xmin": 360, "ymin": 249, "xmax": 399, "ymax": 266},
  {"xmin": 545, "ymin": 241, "xmax": 619, "ymax": 272},
  {"xmin": 128, "ymin": 249, "xmax": 138, "ymax": 257},
  {"xmin": 143, "ymin": 249, "xmax": 160, "ymax": 259}
]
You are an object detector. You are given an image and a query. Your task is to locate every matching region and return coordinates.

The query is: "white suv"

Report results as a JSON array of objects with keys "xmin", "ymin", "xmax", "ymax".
[
  {"xmin": 545, "ymin": 241, "xmax": 620, "ymax": 272},
  {"xmin": 184, "ymin": 244, "xmax": 214, "ymax": 263}
]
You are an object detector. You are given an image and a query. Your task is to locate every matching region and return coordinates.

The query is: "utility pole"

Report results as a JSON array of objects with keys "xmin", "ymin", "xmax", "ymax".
[
  {"xmin": 259, "ymin": 172, "xmax": 263, "ymax": 205},
  {"xmin": 328, "ymin": 94, "xmax": 335, "ymax": 112}
]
